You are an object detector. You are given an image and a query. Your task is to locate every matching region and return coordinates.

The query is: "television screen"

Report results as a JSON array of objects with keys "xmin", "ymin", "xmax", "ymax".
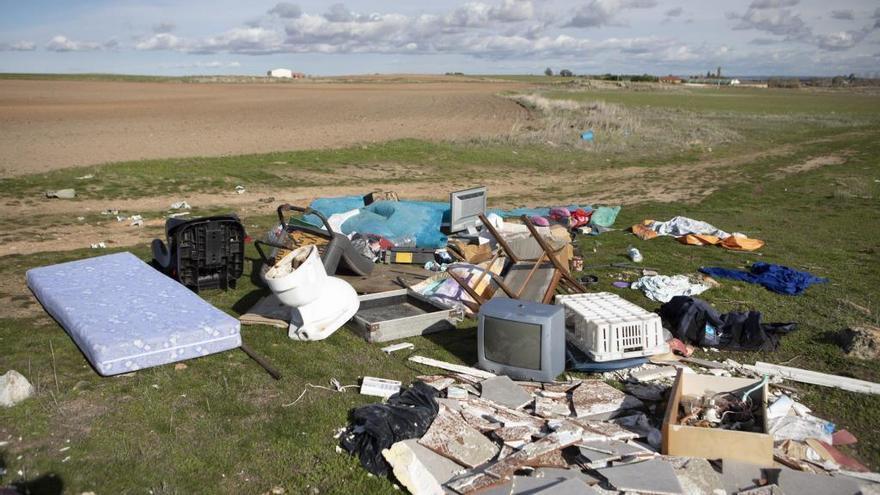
[{"xmin": 483, "ymin": 315, "xmax": 542, "ymax": 370}]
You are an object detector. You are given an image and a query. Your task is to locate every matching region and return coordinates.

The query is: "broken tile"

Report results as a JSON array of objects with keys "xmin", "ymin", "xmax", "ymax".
[
  {"xmin": 542, "ymin": 381, "xmax": 581, "ymax": 394},
  {"xmin": 446, "ymin": 470, "xmax": 512, "ymax": 495},
  {"xmin": 480, "ymin": 376, "xmax": 533, "ymax": 410},
  {"xmin": 722, "ymin": 459, "xmax": 772, "ymax": 495},
  {"xmin": 493, "ymin": 426, "xmax": 535, "ymax": 449},
  {"xmin": 597, "ymin": 458, "xmax": 684, "ymax": 495},
  {"xmin": 577, "ymin": 440, "xmax": 651, "ymax": 465},
  {"xmin": 447, "ymin": 386, "xmax": 469, "ymax": 400},
  {"xmin": 511, "ymin": 475, "xmax": 597, "ymax": 494},
  {"xmin": 570, "ymin": 381, "xmax": 643, "ymax": 419},
  {"xmin": 777, "ymin": 466, "xmax": 861, "ymax": 495},
  {"xmin": 570, "ymin": 419, "xmax": 640, "ymax": 442},
  {"xmin": 737, "ymin": 484, "xmax": 784, "ymax": 495},
  {"xmin": 382, "ymin": 439, "xmax": 465, "ymax": 495},
  {"xmin": 630, "ymin": 366, "xmax": 679, "ymax": 383},
  {"xmin": 531, "ymin": 467, "xmax": 600, "ymax": 486},
  {"xmin": 665, "ymin": 456, "xmax": 725, "ymax": 495},
  {"xmin": 419, "ymin": 406, "xmax": 499, "ymax": 468},
  {"xmin": 832, "ymin": 429, "xmax": 858, "ymax": 446},
  {"xmin": 534, "ymin": 396, "xmax": 572, "ymax": 418},
  {"xmin": 522, "ymin": 447, "xmax": 570, "ymax": 468},
  {"xmin": 437, "ymin": 398, "xmax": 463, "ymax": 412},
  {"xmin": 418, "ymin": 375, "xmax": 456, "ymax": 391}
]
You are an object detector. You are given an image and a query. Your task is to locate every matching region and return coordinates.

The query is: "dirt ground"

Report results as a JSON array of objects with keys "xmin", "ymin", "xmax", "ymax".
[{"xmin": 0, "ymin": 79, "xmax": 528, "ymax": 177}]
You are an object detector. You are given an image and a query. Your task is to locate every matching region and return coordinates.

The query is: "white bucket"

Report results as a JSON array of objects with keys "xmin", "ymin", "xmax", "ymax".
[{"xmin": 263, "ymin": 245, "xmax": 327, "ymax": 307}]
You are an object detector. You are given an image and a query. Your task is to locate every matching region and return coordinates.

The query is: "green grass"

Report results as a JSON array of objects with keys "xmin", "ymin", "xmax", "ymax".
[
  {"xmin": 546, "ymin": 86, "xmax": 880, "ymax": 116},
  {"xmin": 1, "ymin": 86, "xmax": 880, "ymax": 493}
]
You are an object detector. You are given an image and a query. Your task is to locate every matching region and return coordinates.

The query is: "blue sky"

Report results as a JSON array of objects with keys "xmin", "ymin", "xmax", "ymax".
[{"xmin": 1, "ymin": 0, "xmax": 878, "ymax": 76}]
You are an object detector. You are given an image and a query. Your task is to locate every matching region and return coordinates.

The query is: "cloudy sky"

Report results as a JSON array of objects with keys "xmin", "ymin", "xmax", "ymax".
[{"xmin": 1, "ymin": 0, "xmax": 878, "ymax": 76}]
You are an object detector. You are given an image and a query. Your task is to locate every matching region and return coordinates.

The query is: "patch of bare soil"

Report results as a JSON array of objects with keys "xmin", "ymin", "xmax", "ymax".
[
  {"xmin": 770, "ymin": 154, "xmax": 848, "ymax": 179},
  {"xmin": 0, "ymin": 79, "xmax": 528, "ymax": 177},
  {"xmin": 0, "ymin": 144, "xmax": 846, "ymax": 259}
]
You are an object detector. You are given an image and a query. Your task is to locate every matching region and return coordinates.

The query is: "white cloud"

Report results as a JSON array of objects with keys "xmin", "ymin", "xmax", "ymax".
[
  {"xmin": 136, "ymin": 33, "xmax": 185, "ymax": 50},
  {"xmin": 814, "ymin": 28, "xmax": 872, "ymax": 51},
  {"xmin": 165, "ymin": 60, "xmax": 242, "ymax": 69},
  {"xmin": 829, "ymin": 10, "xmax": 854, "ymax": 21},
  {"xmin": 564, "ymin": 0, "xmax": 657, "ymax": 29},
  {"xmin": 153, "ymin": 21, "xmax": 176, "ymax": 33},
  {"xmin": 749, "ymin": 0, "xmax": 799, "ymax": 10},
  {"xmin": 0, "ymin": 40, "xmax": 36, "ymax": 51},
  {"xmin": 665, "ymin": 7, "xmax": 683, "ymax": 17},
  {"xmin": 196, "ymin": 27, "xmax": 284, "ymax": 54},
  {"xmin": 268, "ymin": 2, "xmax": 301, "ymax": 19},
  {"xmin": 490, "ymin": 0, "xmax": 535, "ymax": 22},
  {"xmin": 728, "ymin": 8, "xmax": 810, "ymax": 38},
  {"xmin": 46, "ymin": 35, "xmax": 102, "ymax": 52}
]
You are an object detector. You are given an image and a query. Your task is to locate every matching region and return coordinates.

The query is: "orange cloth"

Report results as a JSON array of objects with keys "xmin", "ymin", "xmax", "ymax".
[
  {"xmin": 677, "ymin": 233, "xmax": 764, "ymax": 251},
  {"xmin": 631, "ymin": 221, "xmax": 659, "ymax": 240}
]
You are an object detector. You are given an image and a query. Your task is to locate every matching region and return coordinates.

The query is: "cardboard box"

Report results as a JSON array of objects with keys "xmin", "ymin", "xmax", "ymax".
[{"xmin": 662, "ymin": 371, "xmax": 773, "ymax": 465}]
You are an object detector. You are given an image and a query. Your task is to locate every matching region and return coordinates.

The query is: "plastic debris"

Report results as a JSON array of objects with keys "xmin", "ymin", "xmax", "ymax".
[
  {"xmin": 170, "ymin": 201, "xmax": 191, "ymax": 210},
  {"xmin": 0, "ymin": 370, "xmax": 34, "ymax": 407}
]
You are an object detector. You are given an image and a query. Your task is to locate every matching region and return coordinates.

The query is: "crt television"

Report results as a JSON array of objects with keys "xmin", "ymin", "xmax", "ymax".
[
  {"xmin": 477, "ymin": 298, "xmax": 565, "ymax": 382},
  {"xmin": 449, "ymin": 186, "xmax": 487, "ymax": 233}
]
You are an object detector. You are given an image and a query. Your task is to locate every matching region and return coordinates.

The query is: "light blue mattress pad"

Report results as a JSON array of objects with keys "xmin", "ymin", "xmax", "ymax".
[{"xmin": 26, "ymin": 252, "xmax": 241, "ymax": 376}]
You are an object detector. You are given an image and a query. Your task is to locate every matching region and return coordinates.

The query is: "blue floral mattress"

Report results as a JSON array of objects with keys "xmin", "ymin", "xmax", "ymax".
[{"xmin": 26, "ymin": 252, "xmax": 241, "ymax": 376}]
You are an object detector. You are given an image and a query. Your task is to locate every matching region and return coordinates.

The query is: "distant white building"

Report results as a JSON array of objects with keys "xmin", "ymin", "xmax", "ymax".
[
  {"xmin": 730, "ymin": 78, "xmax": 741, "ymax": 85},
  {"xmin": 267, "ymin": 68, "xmax": 293, "ymax": 78}
]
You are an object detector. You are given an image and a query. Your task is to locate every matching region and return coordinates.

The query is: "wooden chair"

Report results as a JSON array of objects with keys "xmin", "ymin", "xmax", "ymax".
[{"xmin": 446, "ymin": 214, "xmax": 587, "ymax": 311}]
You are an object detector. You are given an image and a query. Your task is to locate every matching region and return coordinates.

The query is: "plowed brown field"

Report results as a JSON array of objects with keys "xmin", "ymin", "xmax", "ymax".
[{"xmin": 0, "ymin": 79, "xmax": 527, "ymax": 177}]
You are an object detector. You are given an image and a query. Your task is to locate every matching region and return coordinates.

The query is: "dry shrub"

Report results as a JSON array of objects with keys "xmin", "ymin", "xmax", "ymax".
[{"xmin": 500, "ymin": 92, "xmax": 739, "ymax": 154}]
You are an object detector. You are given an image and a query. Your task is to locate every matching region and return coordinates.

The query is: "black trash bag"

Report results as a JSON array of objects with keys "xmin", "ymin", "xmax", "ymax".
[
  {"xmin": 339, "ymin": 381, "xmax": 440, "ymax": 476},
  {"xmin": 659, "ymin": 296, "xmax": 796, "ymax": 351}
]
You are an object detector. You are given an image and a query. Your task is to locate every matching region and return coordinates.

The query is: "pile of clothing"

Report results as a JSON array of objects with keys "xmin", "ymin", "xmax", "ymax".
[{"xmin": 631, "ymin": 216, "xmax": 764, "ymax": 251}]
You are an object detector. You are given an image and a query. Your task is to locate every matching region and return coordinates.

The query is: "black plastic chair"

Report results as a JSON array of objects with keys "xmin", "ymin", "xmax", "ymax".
[
  {"xmin": 254, "ymin": 204, "xmax": 375, "ymax": 277},
  {"xmin": 152, "ymin": 214, "xmax": 245, "ymax": 292}
]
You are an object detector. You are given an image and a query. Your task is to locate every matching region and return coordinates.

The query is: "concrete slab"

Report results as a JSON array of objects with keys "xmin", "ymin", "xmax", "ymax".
[
  {"xmin": 480, "ymin": 376, "xmax": 533, "ymax": 410},
  {"xmin": 597, "ymin": 458, "xmax": 684, "ymax": 495},
  {"xmin": 419, "ymin": 406, "xmax": 499, "ymax": 468}
]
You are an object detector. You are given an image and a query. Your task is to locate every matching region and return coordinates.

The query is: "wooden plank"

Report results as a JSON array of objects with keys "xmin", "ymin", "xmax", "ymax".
[
  {"xmin": 408, "ymin": 355, "xmax": 496, "ymax": 380},
  {"xmin": 747, "ymin": 361, "xmax": 880, "ymax": 395}
]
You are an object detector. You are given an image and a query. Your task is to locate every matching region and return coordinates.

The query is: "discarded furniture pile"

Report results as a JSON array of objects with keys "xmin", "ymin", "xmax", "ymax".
[{"xmin": 9, "ymin": 185, "xmax": 879, "ymax": 494}]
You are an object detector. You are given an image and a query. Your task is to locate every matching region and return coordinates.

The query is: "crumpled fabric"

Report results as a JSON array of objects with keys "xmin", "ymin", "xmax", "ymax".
[
  {"xmin": 630, "ymin": 274, "xmax": 712, "ymax": 303},
  {"xmin": 700, "ymin": 262, "xmax": 827, "ymax": 296},
  {"xmin": 678, "ymin": 233, "xmax": 765, "ymax": 252},
  {"xmin": 589, "ymin": 206, "xmax": 621, "ymax": 228},
  {"xmin": 658, "ymin": 296, "xmax": 796, "ymax": 351},
  {"xmin": 339, "ymin": 382, "xmax": 440, "ymax": 476},
  {"xmin": 633, "ymin": 216, "xmax": 731, "ymax": 239}
]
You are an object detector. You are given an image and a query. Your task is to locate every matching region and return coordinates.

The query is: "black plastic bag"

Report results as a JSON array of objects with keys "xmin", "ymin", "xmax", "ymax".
[{"xmin": 339, "ymin": 382, "xmax": 439, "ymax": 476}]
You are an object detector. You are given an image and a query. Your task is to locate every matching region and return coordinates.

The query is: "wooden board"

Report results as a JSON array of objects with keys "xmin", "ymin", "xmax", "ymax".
[{"xmin": 337, "ymin": 262, "xmax": 429, "ymax": 294}]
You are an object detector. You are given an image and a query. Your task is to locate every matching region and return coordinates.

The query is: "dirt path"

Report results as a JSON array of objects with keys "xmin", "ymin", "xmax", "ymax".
[
  {"xmin": 0, "ymin": 79, "xmax": 528, "ymax": 177},
  {"xmin": 0, "ymin": 145, "xmax": 848, "ymax": 258}
]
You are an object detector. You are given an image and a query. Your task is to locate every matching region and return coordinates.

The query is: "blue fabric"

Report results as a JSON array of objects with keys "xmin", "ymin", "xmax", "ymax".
[
  {"xmin": 700, "ymin": 262, "xmax": 827, "ymax": 295},
  {"xmin": 303, "ymin": 196, "xmax": 366, "ymax": 227},
  {"xmin": 341, "ymin": 200, "xmax": 448, "ymax": 248}
]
